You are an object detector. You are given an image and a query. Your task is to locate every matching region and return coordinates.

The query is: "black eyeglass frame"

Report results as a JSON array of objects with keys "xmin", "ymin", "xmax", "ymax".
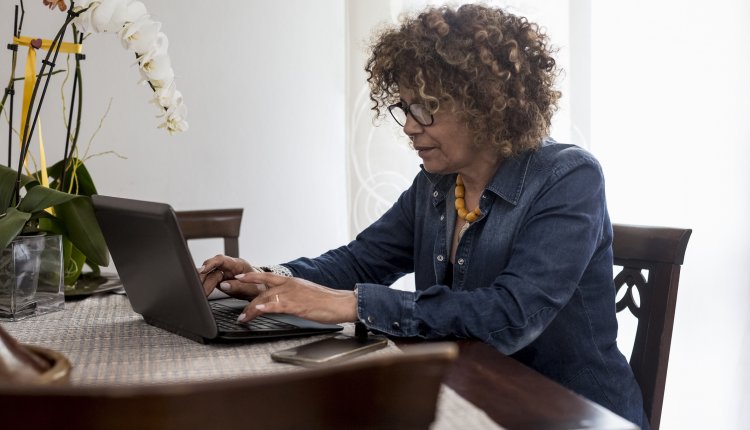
[{"xmin": 387, "ymin": 101, "xmax": 434, "ymax": 127}]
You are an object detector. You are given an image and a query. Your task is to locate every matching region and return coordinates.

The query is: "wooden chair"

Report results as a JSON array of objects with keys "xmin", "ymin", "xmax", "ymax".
[
  {"xmin": 612, "ymin": 223, "xmax": 692, "ymax": 430},
  {"xmin": 0, "ymin": 342, "xmax": 458, "ymax": 430},
  {"xmin": 175, "ymin": 208, "xmax": 243, "ymax": 257}
]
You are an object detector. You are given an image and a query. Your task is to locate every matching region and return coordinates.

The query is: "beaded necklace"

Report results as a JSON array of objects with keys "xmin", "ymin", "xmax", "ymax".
[
  {"xmin": 455, "ymin": 174, "xmax": 481, "ymax": 222},
  {"xmin": 455, "ymin": 174, "xmax": 481, "ymax": 240}
]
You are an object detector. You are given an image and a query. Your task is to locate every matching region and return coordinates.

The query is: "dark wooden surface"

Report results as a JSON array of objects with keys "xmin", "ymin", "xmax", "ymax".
[{"xmin": 437, "ymin": 340, "xmax": 638, "ymax": 430}]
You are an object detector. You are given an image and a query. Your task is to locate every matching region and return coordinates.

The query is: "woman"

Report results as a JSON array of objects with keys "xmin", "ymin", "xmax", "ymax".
[{"xmin": 200, "ymin": 4, "xmax": 648, "ymax": 428}]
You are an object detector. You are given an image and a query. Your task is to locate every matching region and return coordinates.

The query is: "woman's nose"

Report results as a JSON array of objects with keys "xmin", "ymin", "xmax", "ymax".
[{"xmin": 402, "ymin": 113, "xmax": 423, "ymax": 135}]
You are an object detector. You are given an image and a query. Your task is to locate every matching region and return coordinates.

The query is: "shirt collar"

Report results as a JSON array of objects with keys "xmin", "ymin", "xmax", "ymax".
[
  {"xmin": 484, "ymin": 149, "xmax": 534, "ymax": 206},
  {"xmin": 419, "ymin": 141, "xmax": 541, "ymax": 207},
  {"xmin": 420, "ymin": 166, "xmax": 452, "ymax": 207}
]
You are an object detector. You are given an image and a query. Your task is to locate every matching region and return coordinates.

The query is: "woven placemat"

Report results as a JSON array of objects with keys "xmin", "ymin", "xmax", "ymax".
[{"xmin": 2, "ymin": 294, "xmax": 501, "ymax": 429}]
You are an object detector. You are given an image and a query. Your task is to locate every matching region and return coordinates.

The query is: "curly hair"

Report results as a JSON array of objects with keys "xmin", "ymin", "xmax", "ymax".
[{"xmin": 365, "ymin": 4, "xmax": 560, "ymax": 158}]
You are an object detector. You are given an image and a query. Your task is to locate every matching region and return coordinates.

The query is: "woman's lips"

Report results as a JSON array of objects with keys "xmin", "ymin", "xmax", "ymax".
[{"xmin": 415, "ymin": 147, "xmax": 434, "ymax": 157}]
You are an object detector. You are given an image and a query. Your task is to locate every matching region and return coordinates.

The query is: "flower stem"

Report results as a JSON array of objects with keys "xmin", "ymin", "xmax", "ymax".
[
  {"xmin": 11, "ymin": 6, "xmax": 83, "ymax": 207},
  {"xmin": 61, "ymin": 30, "xmax": 83, "ymax": 192},
  {"xmin": 17, "ymin": 0, "xmax": 25, "ymax": 38},
  {"xmin": 2, "ymin": 5, "xmax": 21, "ymax": 169}
]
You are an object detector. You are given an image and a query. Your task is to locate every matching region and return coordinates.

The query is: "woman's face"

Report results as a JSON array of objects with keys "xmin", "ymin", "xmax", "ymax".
[{"xmin": 398, "ymin": 87, "xmax": 486, "ymax": 176}]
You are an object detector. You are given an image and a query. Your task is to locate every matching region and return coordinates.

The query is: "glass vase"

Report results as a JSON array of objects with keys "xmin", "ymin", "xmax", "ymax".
[{"xmin": 0, "ymin": 234, "xmax": 64, "ymax": 321}]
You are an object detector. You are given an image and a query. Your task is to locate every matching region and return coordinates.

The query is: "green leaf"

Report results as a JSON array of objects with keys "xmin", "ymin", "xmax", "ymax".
[
  {"xmin": 0, "ymin": 207, "xmax": 32, "ymax": 250},
  {"xmin": 17, "ymin": 185, "xmax": 81, "ymax": 213},
  {"xmin": 62, "ymin": 235, "xmax": 73, "ymax": 269},
  {"xmin": 44, "ymin": 158, "xmax": 98, "ymax": 197},
  {"xmin": 64, "ymin": 243, "xmax": 86, "ymax": 286},
  {"xmin": 0, "ymin": 167, "xmax": 16, "ymax": 214},
  {"xmin": 0, "ymin": 164, "xmax": 38, "ymax": 213},
  {"xmin": 55, "ymin": 197, "xmax": 109, "ymax": 267},
  {"xmin": 85, "ymin": 262, "xmax": 101, "ymax": 275},
  {"xmin": 37, "ymin": 214, "xmax": 65, "ymax": 235}
]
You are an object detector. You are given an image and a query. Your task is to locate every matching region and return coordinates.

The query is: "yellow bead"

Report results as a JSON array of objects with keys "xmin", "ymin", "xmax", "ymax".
[{"xmin": 455, "ymin": 175, "xmax": 482, "ymax": 222}]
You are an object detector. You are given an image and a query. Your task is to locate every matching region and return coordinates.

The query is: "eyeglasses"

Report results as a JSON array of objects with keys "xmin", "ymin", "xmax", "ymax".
[{"xmin": 387, "ymin": 101, "xmax": 434, "ymax": 127}]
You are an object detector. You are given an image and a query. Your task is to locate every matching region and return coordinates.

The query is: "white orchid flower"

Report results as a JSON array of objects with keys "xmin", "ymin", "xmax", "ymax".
[
  {"xmin": 79, "ymin": 0, "xmax": 99, "ymax": 7},
  {"xmin": 159, "ymin": 102, "xmax": 189, "ymax": 134},
  {"xmin": 144, "ymin": 72, "xmax": 175, "ymax": 95},
  {"xmin": 71, "ymin": 2, "xmax": 100, "ymax": 34},
  {"xmin": 166, "ymin": 89, "xmax": 183, "ymax": 111},
  {"xmin": 73, "ymin": 0, "xmax": 99, "ymax": 9},
  {"xmin": 139, "ymin": 53, "xmax": 173, "ymax": 83},
  {"xmin": 120, "ymin": 15, "xmax": 161, "ymax": 53},
  {"xmin": 124, "ymin": 1, "xmax": 148, "ymax": 23},
  {"xmin": 136, "ymin": 32, "xmax": 169, "ymax": 65},
  {"xmin": 91, "ymin": 0, "xmax": 130, "ymax": 33},
  {"xmin": 151, "ymin": 81, "xmax": 178, "ymax": 109}
]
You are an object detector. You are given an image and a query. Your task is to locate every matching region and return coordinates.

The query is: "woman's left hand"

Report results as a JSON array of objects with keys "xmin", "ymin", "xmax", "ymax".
[{"xmin": 218, "ymin": 272, "xmax": 357, "ymax": 324}]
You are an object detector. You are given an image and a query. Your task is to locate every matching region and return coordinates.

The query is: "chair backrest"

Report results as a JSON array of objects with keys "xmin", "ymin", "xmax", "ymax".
[
  {"xmin": 612, "ymin": 223, "xmax": 692, "ymax": 430},
  {"xmin": 175, "ymin": 208, "xmax": 243, "ymax": 257},
  {"xmin": 0, "ymin": 342, "xmax": 458, "ymax": 430}
]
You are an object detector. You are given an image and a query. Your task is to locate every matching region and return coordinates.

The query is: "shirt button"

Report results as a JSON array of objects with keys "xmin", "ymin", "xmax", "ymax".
[
  {"xmin": 457, "ymin": 258, "xmax": 465, "ymax": 265},
  {"xmin": 433, "ymin": 191, "xmax": 439, "ymax": 197},
  {"xmin": 367, "ymin": 315, "xmax": 374, "ymax": 323},
  {"xmin": 481, "ymin": 194, "xmax": 487, "ymax": 199},
  {"xmin": 440, "ymin": 214, "xmax": 445, "ymax": 221},
  {"xmin": 391, "ymin": 321, "xmax": 400, "ymax": 329},
  {"xmin": 437, "ymin": 255, "xmax": 445, "ymax": 262}
]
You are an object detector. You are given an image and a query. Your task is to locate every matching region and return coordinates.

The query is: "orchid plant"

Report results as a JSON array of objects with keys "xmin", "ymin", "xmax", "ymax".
[{"xmin": 0, "ymin": 0, "xmax": 188, "ymax": 285}]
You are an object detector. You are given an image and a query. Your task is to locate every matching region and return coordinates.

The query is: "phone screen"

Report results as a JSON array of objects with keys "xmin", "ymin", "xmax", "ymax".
[{"xmin": 271, "ymin": 335, "xmax": 388, "ymax": 366}]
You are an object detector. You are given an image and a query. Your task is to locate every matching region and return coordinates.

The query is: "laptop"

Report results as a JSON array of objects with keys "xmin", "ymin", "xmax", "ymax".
[{"xmin": 91, "ymin": 194, "xmax": 343, "ymax": 344}]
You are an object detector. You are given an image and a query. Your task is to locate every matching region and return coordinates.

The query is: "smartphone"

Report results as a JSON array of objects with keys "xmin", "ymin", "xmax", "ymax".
[{"xmin": 271, "ymin": 334, "xmax": 388, "ymax": 367}]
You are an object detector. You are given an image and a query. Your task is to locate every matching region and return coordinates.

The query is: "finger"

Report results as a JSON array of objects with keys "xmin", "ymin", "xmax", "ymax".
[
  {"xmin": 235, "ymin": 271, "xmax": 288, "ymax": 287},
  {"xmin": 200, "ymin": 255, "xmax": 242, "ymax": 274},
  {"xmin": 238, "ymin": 293, "xmax": 283, "ymax": 323},
  {"xmin": 217, "ymin": 280, "xmax": 268, "ymax": 299},
  {"xmin": 201, "ymin": 269, "xmax": 225, "ymax": 296},
  {"xmin": 198, "ymin": 255, "xmax": 226, "ymax": 274}
]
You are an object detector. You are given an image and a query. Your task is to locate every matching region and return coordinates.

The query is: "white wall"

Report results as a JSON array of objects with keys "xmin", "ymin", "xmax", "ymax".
[
  {"xmin": 590, "ymin": 1, "xmax": 750, "ymax": 429},
  {"xmin": 3, "ymin": 1, "xmax": 749, "ymax": 429},
  {"xmin": 0, "ymin": 0, "xmax": 347, "ymax": 266}
]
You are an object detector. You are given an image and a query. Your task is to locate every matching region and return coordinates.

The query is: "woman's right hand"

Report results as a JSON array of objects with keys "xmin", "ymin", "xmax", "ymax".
[{"xmin": 198, "ymin": 255, "xmax": 255, "ymax": 296}]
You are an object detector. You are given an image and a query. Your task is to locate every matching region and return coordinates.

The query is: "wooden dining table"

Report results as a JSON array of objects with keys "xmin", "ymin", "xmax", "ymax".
[
  {"xmin": 3, "ymin": 291, "xmax": 638, "ymax": 430},
  {"xmin": 436, "ymin": 340, "xmax": 639, "ymax": 430}
]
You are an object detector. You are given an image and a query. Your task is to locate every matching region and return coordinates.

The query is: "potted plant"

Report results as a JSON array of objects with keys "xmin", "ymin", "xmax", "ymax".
[
  {"xmin": 1, "ymin": 0, "xmax": 187, "ymax": 315},
  {"xmin": 0, "ymin": 160, "xmax": 108, "ymax": 318},
  {"xmin": 0, "ymin": 161, "xmax": 109, "ymax": 283},
  {"xmin": 1, "ymin": 1, "xmax": 110, "ymax": 306}
]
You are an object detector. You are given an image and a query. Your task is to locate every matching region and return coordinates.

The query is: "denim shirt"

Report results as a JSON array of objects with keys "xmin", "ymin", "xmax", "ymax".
[{"xmin": 283, "ymin": 140, "xmax": 648, "ymax": 428}]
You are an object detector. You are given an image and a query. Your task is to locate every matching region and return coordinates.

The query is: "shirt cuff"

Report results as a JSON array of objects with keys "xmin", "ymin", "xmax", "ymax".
[
  {"xmin": 258, "ymin": 264, "xmax": 293, "ymax": 277},
  {"xmin": 355, "ymin": 283, "xmax": 418, "ymax": 337}
]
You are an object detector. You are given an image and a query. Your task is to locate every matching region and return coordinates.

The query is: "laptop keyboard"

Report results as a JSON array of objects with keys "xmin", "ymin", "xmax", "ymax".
[{"xmin": 210, "ymin": 302, "xmax": 297, "ymax": 332}]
